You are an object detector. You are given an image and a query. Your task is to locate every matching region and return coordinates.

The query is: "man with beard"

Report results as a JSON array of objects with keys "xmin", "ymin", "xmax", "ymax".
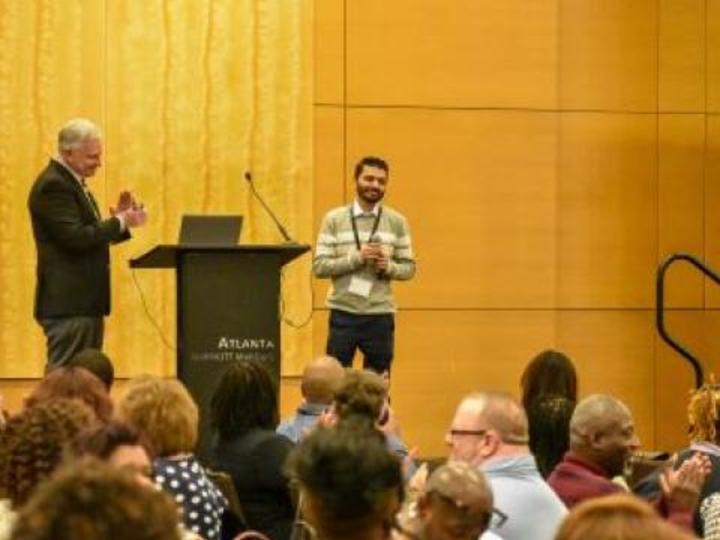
[{"xmin": 313, "ymin": 156, "xmax": 415, "ymax": 374}]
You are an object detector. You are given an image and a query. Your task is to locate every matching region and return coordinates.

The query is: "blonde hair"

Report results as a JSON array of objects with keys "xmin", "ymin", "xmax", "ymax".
[
  {"xmin": 556, "ymin": 494, "xmax": 694, "ymax": 540},
  {"xmin": 688, "ymin": 380, "xmax": 720, "ymax": 444},
  {"xmin": 117, "ymin": 376, "xmax": 198, "ymax": 456}
]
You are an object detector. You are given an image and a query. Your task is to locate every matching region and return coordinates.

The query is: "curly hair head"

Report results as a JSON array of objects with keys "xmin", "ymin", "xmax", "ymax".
[
  {"xmin": 688, "ymin": 381, "xmax": 720, "ymax": 444},
  {"xmin": 25, "ymin": 366, "xmax": 113, "ymax": 423},
  {"xmin": 210, "ymin": 360, "xmax": 279, "ymax": 441},
  {"xmin": 117, "ymin": 376, "xmax": 198, "ymax": 456},
  {"xmin": 287, "ymin": 422, "xmax": 403, "ymax": 539},
  {"xmin": 333, "ymin": 369, "xmax": 387, "ymax": 423},
  {"xmin": 0, "ymin": 399, "xmax": 95, "ymax": 507},
  {"xmin": 9, "ymin": 458, "xmax": 181, "ymax": 540}
]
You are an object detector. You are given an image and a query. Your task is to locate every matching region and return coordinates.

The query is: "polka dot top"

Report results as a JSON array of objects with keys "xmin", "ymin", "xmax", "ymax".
[{"xmin": 154, "ymin": 455, "xmax": 228, "ymax": 540}]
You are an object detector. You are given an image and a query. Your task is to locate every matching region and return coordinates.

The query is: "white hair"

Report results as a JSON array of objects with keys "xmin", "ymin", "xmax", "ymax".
[{"xmin": 57, "ymin": 118, "xmax": 101, "ymax": 152}]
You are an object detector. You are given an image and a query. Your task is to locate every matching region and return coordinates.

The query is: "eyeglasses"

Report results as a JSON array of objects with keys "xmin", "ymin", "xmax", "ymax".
[
  {"xmin": 491, "ymin": 507, "xmax": 509, "ymax": 529},
  {"xmin": 447, "ymin": 429, "xmax": 488, "ymax": 437}
]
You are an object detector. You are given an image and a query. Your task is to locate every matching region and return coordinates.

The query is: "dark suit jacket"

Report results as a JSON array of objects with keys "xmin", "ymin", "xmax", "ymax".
[{"xmin": 28, "ymin": 159, "xmax": 130, "ymax": 319}]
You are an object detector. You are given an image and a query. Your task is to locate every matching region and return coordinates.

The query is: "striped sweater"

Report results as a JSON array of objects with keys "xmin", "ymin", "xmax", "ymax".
[{"xmin": 312, "ymin": 203, "xmax": 415, "ymax": 314}]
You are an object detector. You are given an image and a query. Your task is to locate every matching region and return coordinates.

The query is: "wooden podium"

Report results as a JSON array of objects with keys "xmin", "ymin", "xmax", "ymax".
[{"xmin": 130, "ymin": 244, "xmax": 309, "ymax": 460}]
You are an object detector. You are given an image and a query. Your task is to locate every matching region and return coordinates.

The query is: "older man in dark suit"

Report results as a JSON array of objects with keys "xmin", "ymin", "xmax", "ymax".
[{"xmin": 28, "ymin": 118, "xmax": 147, "ymax": 368}]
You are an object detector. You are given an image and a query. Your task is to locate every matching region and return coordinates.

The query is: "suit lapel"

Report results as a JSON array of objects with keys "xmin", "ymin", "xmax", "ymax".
[{"xmin": 50, "ymin": 160, "xmax": 101, "ymax": 222}]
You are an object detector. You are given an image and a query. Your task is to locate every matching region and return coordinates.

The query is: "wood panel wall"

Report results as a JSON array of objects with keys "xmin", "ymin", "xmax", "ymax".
[{"xmin": 312, "ymin": 0, "xmax": 720, "ymax": 457}]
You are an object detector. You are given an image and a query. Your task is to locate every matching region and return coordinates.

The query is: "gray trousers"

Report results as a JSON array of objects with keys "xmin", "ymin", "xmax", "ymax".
[{"xmin": 39, "ymin": 316, "xmax": 104, "ymax": 370}]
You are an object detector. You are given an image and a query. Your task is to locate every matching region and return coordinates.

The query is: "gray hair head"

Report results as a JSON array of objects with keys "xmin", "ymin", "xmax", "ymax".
[{"xmin": 58, "ymin": 118, "xmax": 101, "ymax": 152}]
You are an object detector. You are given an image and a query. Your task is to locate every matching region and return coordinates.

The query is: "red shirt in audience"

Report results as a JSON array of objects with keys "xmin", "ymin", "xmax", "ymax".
[{"xmin": 548, "ymin": 452, "xmax": 692, "ymax": 531}]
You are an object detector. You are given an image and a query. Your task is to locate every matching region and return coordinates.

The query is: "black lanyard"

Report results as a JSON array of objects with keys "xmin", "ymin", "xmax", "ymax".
[{"xmin": 349, "ymin": 205, "xmax": 383, "ymax": 250}]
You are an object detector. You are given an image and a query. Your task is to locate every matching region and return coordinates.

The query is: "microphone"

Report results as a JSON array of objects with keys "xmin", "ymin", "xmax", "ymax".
[{"xmin": 244, "ymin": 171, "xmax": 294, "ymax": 243}]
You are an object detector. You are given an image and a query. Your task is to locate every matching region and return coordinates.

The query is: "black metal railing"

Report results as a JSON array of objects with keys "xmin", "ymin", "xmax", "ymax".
[{"xmin": 656, "ymin": 253, "xmax": 720, "ymax": 388}]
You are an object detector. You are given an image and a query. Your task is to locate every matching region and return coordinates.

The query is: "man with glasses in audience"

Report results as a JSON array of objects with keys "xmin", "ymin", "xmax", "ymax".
[{"xmin": 445, "ymin": 392, "xmax": 567, "ymax": 540}]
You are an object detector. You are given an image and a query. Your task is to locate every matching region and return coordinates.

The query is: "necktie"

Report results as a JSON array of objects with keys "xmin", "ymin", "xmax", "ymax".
[{"xmin": 81, "ymin": 179, "xmax": 101, "ymax": 220}]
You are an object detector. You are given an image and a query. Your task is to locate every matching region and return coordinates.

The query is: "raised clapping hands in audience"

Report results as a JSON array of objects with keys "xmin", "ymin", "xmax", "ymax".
[{"xmin": 660, "ymin": 452, "xmax": 712, "ymax": 513}]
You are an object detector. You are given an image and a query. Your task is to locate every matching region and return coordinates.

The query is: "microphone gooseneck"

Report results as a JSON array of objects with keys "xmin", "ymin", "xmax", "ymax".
[{"xmin": 244, "ymin": 171, "xmax": 294, "ymax": 243}]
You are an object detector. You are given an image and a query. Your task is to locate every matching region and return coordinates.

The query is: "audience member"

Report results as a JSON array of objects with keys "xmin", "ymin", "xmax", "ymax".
[
  {"xmin": 635, "ymin": 382, "xmax": 720, "ymax": 537},
  {"xmin": 66, "ymin": 347, "xmax": 114, "ymax": 390},
  {"xmin": 688, "ymin": 383, "xmax": 720, "ymax": 540},
  {"xmin": 287, "ymin": 421, "xmax": 403, "ymax": 540},
  {"xmin": 277, "ymin": 356, "xmax": 344, "ymax": 443},
  {"xmin": 527, "ymin": 395, "xmax": 575, "ymax": 478},
  {"xmin": 394, "ymin": 461, "xmax": 498, "ymax": 540},
  {"xmin": 211, "ymin": 360, "xmax": 294, "ymax": 540},
  {"xmin": 445, "ymin": 392, "xmax": 566, "ymax": 540},
  {"xmin": 118, "ymin": 376, "xmax": 229, "ymax": 540},
  {"xmin": 331, "ymin": 369, "xmax": 415, "ymax": 473},
  {"xmin": 520, "ymin": 349, "xmax": 577, "ymax": 478},
  {"xmin": 67, "ymin": 420, "xmax": 154, "ymax": 487},
  {"xmin": 548, "ymin": 394, "xmax": 707, "ymax": 531},
  {"xmin": 520, "ymin": 349, "xmax": 577, "ymax": 411},
  {"xmin": 555, "ymin": 493, "xmax": 695, "ymax": 540},
  {"xmin": 24, "ymin": 366, "xmax": 112, "ymax": 423},
  {"xmin": 0, "ymin": 399, "xmax": 94, "ymax": 539},
  {"xmin": 9, "ymin": 460, "xmax": 181, "ymax": 540},
  {"xmin": 0, "ymin": 399, "xmax": 94, "ymax": 508}
]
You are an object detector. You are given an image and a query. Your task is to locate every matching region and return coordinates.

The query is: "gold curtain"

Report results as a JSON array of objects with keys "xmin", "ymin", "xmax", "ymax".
[{"xmin": 0, "ymin": 0, "xmax": 313, "ymax": 377}]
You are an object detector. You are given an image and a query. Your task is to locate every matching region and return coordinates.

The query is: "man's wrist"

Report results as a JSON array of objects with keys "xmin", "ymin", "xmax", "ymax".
[{"xmin": 114, "ymin": 213, "xmax": 127, "ymax": 231}]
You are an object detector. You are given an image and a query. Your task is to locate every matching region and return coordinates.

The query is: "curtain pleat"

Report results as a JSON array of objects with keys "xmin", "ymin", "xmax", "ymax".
[{"xmin": 0, "ymin": 0, "xmax": 313, "ymax": 377}]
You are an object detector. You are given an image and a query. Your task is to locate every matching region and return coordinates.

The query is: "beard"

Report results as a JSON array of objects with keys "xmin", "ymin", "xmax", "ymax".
[{"xmin": 357, "ymin": 186, "xmax": 385, "ymax": 205}]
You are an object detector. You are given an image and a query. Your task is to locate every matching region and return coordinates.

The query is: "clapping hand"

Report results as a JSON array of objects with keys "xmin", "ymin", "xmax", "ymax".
[
  {"xmin": 110, "ymin": 190, "xmax": 134, "ymax": 216},
  {"xmin": 113, "ymin": 190, "xmax": 148, "ymax": 228},
  {"xmin": 661, "ymin": 452, "xmax": 711, "ymax": 513},
  {"xmin": 122, "ymin": 203, "xmax": 147, "ymax": 228}
]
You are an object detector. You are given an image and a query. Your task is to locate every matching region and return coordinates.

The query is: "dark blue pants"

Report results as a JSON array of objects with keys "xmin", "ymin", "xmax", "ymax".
[{"xmin": 326, "ymin": 309, "xmax": 394, "ymax": 374}]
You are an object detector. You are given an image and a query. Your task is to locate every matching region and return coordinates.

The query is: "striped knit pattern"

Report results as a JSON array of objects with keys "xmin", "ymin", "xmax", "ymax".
[{"xmin": 312, "ymin": 204, "xmax": 415, "ymax": 314}]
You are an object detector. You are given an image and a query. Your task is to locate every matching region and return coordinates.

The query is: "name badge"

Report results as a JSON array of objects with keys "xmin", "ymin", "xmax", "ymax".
[{"xmin": 348, "ymin": 275, "xmax": 373, "ymax": 298}]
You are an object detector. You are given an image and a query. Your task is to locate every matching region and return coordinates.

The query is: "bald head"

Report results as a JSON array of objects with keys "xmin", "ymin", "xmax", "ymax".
[
  {"xmin": 570, "ymin": 394, "xmax": 632, "ymax": 448},
  {"xmin": 301, "ymin": 356, "xmax": 344, "ymax": 404},
  {"xmin": 569, "ymin": 394, "xmax": 639, "ymax": 477}
]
